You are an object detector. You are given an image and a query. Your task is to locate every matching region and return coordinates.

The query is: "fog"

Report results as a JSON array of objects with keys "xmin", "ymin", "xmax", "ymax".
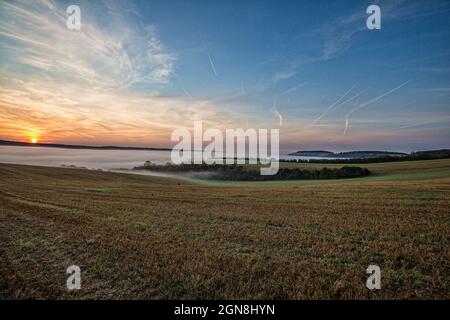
[
  {"xmin": 0, "ymin": 146, "xmax": 320, "ymax": 174},
  {"xmin": 0, "ymin": 146, "xmax": 172, "ymax": 170}
]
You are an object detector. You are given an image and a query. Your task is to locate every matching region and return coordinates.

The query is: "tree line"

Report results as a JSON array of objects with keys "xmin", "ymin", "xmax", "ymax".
[
  {"xmin": 135, "ymin": 162, "xmax": 371, "ymax": 181},
  {"xmin": 282, "ymin": 149, "xmax": 450, "ymax": 164}
]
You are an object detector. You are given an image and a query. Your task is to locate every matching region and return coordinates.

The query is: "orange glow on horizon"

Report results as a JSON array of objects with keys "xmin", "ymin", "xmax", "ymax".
[{"xmin": 29, "ymin": 137, "xmax": 39, "ymax": 144}]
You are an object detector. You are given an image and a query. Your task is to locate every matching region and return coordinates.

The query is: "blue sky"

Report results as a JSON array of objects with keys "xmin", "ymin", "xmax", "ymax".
[{"xmin": 0, "ymin": 0, "xmax": 449, "ymax": 152}]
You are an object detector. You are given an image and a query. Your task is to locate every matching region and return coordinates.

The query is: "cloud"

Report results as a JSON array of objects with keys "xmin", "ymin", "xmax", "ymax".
[
  {"xmin": 0, "ymin": 73, "xmax": 235, "ymax": 145},
  {"xmin": 321, "ymin": 0, "xmax": 450, "ymax": 60},
  {"xmin": 396, "ymin": 114, "xmax": 450, "ymax": 130},
  {"xmin": 0, "ymin": 1, "xmax": 250, "ymax": 145},
  {"xmin": 273, "ymin": 69, "xmax": 297, "ymax": 83},
  {"xmin": 421, "ymin": 87, "xmax": 450, "ymax": 92},
  {"xmin": 0, "ymin": 0, "xmax": 176, "ymax": 89},
  {"xmin": 273, "ymin": 57, "xmax": 318, "ymax": 83},
  {"xmin": 417, "ymin": 67, "xmax": 450, "ymax": 74}
]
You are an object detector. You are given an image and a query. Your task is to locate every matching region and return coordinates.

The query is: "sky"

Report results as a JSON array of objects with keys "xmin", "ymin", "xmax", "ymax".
[{"xmin": 0, "ymin": 0, "xmax": 449, "ymax": 152}]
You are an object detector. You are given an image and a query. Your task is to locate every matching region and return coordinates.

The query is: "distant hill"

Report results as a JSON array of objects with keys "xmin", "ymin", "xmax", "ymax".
[
  {"xmin": 0, "ymin": 139, "xmax": 171, "ymax": 151},
  {"xmin": 285, "ymin": 149, "xmax": 450, "ymax": 164},
  {"xmin": 288, "ymin": 150, "xmax": 336, "ymax": 157},
  {"xmin": 289, "ymin": 150, "xmax": 407, "ymax": 158}
]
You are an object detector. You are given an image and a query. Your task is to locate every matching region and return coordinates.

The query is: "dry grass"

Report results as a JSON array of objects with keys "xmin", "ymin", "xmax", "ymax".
[{"xmin": 0, "ymin": 161, "xmax": 449, "ymax": 299}]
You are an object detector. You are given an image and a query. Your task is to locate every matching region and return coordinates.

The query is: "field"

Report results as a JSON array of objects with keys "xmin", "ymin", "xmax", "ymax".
[{"xmin": 0, "ymin": 160, "xmax": 449, "ymax": 299}]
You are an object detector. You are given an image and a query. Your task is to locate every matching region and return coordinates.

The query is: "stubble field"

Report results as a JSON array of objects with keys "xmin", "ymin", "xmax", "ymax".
[{"xmin": 0, "ymin": 160, "xmax": 449, "ymax": 299}]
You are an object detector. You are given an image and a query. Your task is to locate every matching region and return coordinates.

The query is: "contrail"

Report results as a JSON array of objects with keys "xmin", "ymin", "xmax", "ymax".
[
  {"xmin": 271, "ymin": 98, "xmax": 283, "ymax": 127},
  {"xmin": 343, "ymin": 117, "xmax": 350, "ymax": 135},
  {"xmin": 204, "ymin": 43, "xmax": 217, "ymax": 77},
  {"xmin": 354, "ymin": 93, "xmax": 360, "ymax": 106},
  {"xmin": 311, "ymin": 85, "xmax": 355, "ymax": 125},
  {"xmin": 182, "ymin": 85, "xmax": 191, "ymax": 98},
  {"xmin": 396, "ymin": 116, "xmax": 450, "ymax": 130},
  {"xmin": 338, "ymin": 86, "xmax": 370, "ymax": 107},
  {"xmin": 337, "ymin": 87, "xmax": 369, "ymax": 135},
  {"xmin": 344, "ymin": 80, "xmax": 411, "ymax": 135},
  {"xmin": 347, "ymin": 81, "xmax": 410, "ymax": 115},
  {"xmin": 281, "ymin": 82, "xmax": 306, "ymax": 95},
  {"xmin": 343, "ymin": 100, "xmax": 365, "ymax": 135}
]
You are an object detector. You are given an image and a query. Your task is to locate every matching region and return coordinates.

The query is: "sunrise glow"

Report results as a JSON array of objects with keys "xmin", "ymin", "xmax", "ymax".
[{"xmin": 0, "ymin": 0, "xmax": 449, "ymax": 152}]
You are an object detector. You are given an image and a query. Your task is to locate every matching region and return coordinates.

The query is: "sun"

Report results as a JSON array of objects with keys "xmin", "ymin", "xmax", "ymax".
[{"xmin": 26, "ymin": 131, "xmax": 41, "ymax": 144}]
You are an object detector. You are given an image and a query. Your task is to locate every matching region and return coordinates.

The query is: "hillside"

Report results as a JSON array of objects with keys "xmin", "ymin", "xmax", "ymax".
[
  {"xmin": 1, "ymin": 160, "xmax": 449, "ymax": 299},
  {"xmin": 289, "ymin": 150, "xmax": 407, "ymax": 158}
]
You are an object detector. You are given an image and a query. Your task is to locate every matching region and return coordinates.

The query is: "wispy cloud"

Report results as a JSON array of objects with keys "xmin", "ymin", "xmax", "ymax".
[
  {"xmin": 273, "ymin": 57, "xmax": 318, "ymax": 82},
  {"xmin": 0, "ymin": 1, "xmax": 447, "ymax": 150},
  {"xmin": 417, "ymin": 67, "xmax": 450, "ymax": 74},
  {"xmin": 396, "ymin": 114, "xmax": 450, "ymax": 130},
  {"xmin": 421, "ymin": 87, "xmax": 450, "ymax": 92},
  {"xmin": 0, "ymin": 0, "xmax": 244, "ymax": 145},
  {"xmin": 273, "ymin": 68, "xmax": 297, "ymax": 83},
  {"xmin": 420, "ymin": 87, "xmax": 450, "ymax": 98},
  {"xmin": 0, "ymin": 73, "xmax": 239, "ymax": 145},
  {"xmin": 281, "ymin": 82, "xmax": 307, "ymax": 95},
  {"xmin": 321, "ymin": 0, "xmax": 450, "ymax": 60},
  {"xmin": 0, "ymin": 0, "xmax": 176, "ymax": 89}
]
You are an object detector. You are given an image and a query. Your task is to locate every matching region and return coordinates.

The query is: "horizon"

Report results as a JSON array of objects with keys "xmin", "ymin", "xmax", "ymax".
[
  {"xmin": 1, "ymin": 0, "xmax": 449, "ymax": 152},
  {"xmin": 1, "ymin": 137, "xmax": 447, "ymax": 155}
]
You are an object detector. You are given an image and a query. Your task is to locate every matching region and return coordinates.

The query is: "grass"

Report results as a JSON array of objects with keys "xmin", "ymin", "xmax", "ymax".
[
  {"xmin": 201, "ymin": 159, "xmax": 450, "ymax": 187},
  {"xmin": 0, "ymin": 160, "xmax": 449, "ymax": 299}
]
